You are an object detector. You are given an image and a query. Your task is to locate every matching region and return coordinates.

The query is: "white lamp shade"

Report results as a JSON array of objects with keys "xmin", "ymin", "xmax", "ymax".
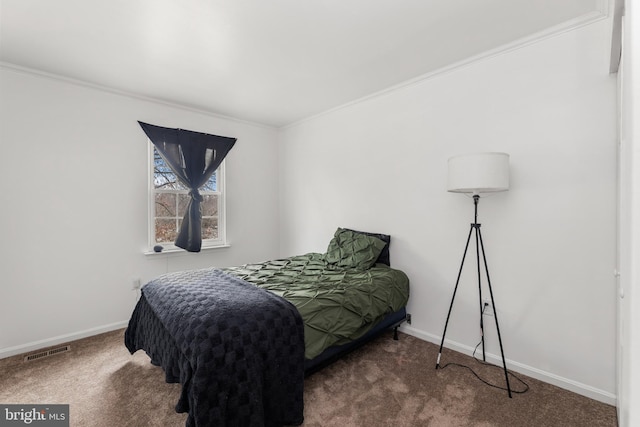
[{"xmin": 447, "ymin": 152, "xmax": 510, "ymax": 194}]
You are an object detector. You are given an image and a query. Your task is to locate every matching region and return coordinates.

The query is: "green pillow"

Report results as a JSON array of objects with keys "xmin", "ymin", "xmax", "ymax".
[{"xmin": 325, "ymin": 228, "xmax": 387, "ymax": 270}]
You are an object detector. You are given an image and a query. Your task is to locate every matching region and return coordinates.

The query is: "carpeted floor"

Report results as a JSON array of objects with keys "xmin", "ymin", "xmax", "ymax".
[{"xmin": 0, "ymin": 329, "xmax": 616, "ymax": 426}]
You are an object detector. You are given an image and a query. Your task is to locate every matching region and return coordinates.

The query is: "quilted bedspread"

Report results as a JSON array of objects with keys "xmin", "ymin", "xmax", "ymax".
[
  {"xmin": 124, "ymin": 268, "xmax": 305, "ymax": 427},
  {"xmin": 223, "ymin": 253, "xmax": 410, "ymax": 360}
]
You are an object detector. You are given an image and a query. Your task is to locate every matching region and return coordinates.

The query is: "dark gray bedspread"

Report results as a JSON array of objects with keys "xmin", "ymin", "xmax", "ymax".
[{"xmin": 124, "ymin": 268, "xmax": 305, "ymax": 427}]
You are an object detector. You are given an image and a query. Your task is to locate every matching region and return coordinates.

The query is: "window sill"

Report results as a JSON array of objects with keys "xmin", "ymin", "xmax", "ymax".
[{"xmin": 144, "ymin": 243, "xmax": 231, "ymax": 256}]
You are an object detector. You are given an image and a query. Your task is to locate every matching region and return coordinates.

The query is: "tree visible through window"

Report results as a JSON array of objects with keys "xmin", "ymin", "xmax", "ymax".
[{"xmin": 151, "ymin": 147, "xmax": 223, "ymax": 246}]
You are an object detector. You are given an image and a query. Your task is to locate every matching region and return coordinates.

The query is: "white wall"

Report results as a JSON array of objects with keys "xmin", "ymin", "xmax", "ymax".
[
  {"xmin": 278, "ymin": 20, "xmax": 617, "ymax": 402},
  {"xmin": 0, "ymin": 67, "xmax": 280, "ymax": 357}
]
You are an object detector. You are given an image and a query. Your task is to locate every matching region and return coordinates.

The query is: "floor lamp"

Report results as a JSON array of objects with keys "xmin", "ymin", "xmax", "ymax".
[{"xmin": 435, "ymin": 152, "xmax": 512, "ymax": 398}]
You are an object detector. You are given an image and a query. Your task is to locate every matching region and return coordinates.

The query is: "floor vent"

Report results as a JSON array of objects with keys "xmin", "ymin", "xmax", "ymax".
[{"xmin": 23, "ymin": 345, "xmax": 71, "ymax": 362}]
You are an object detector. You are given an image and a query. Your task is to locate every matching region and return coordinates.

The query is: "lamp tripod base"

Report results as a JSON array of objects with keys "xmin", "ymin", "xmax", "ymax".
[{"xmin": 435, "ymin": 195, "xmax": 512, "ymax": 398}]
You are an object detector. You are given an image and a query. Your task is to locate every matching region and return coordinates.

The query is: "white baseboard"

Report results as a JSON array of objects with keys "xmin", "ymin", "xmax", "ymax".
[
  {"xmin": 0, "ymin": 321, "xmax": 128, "ymax": 360},
  {"xmin": 398, "ymin": 324, "xmax": 617, "ymax": 406}
]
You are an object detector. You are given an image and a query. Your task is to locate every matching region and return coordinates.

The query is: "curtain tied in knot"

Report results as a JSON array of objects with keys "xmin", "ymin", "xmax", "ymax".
[{"xmin": 189, "ymin": 189, "xmax": 203, "ymax": 203}]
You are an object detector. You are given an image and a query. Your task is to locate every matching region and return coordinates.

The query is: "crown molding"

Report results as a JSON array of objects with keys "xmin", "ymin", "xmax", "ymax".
[{"xmin": 0, "ymin": 61, "xmax": 275, "ymax": 130}]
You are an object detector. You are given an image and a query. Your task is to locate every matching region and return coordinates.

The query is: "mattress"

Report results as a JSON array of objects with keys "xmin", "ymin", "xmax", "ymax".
[{"xmin": 223, "ymin": 252, "xmax": 410, "ymax": 360}]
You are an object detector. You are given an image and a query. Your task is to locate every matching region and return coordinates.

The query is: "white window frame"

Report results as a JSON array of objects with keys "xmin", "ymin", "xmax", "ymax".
[{"xmin": 147, "ymin": 141, "xmax": 227, "ymax": 252}]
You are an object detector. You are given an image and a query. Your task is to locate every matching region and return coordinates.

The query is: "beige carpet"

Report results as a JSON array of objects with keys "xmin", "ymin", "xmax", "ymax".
[{"xmin": 0, "ymin": 329, "xmax": 616, "ymax": 426}]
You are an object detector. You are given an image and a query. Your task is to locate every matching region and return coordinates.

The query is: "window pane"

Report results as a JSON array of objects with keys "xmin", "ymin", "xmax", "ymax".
[
  {"xmin": 155, "ymin": 218, "xmax": 178, "ymax": 243},
  {"xmin": 177, "ymin": 193, "xmax": 189, "ymax": 215},
  {"xmin": 201, "ymin": 194, "xmax": 219, "ymax": 216},
  {"xmin": 153, "ymin": 148, "xmax": 188, "ymax": 190},
  {"xmin": 202, "ymin": 217, "xmax": 218, "ymax": 240},
  {"xmin": 202, "ymin": 171, "xmax": 217, "ymax": 191},
  {"xmin": 150, "ymin": 143, "xmax": 224, "ymax": 247},
  {"xmin": 155, "ymin": 193, "xmax": 177, "ymax": 217}
]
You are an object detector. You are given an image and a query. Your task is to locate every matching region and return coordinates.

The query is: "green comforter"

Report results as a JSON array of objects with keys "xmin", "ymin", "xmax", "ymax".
[{"xmin": 223, "ymin": 253, "xmax": 410, "ymax": 359}]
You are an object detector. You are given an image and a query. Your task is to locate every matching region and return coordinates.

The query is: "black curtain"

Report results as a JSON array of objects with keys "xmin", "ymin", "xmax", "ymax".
[{"xmin": 139, "ymin": 121, "xmax": 236, "ymax": 252}]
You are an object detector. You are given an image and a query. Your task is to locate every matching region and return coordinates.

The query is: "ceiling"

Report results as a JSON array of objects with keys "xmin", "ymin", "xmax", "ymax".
[{"xmin": 0, "ymin": 0, "xmax": 604, "ymax": 127}]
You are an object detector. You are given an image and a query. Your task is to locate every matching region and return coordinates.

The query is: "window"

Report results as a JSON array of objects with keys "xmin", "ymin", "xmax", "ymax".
[{"xmin": 149, "ymin": 143, "xmax": 226, "ymax": 250}]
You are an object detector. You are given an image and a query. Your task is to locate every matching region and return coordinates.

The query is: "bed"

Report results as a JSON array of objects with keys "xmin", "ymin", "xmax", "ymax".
[{"xmin": 124, "ymin": 228, "xmax": 410, "ymax": 427}]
